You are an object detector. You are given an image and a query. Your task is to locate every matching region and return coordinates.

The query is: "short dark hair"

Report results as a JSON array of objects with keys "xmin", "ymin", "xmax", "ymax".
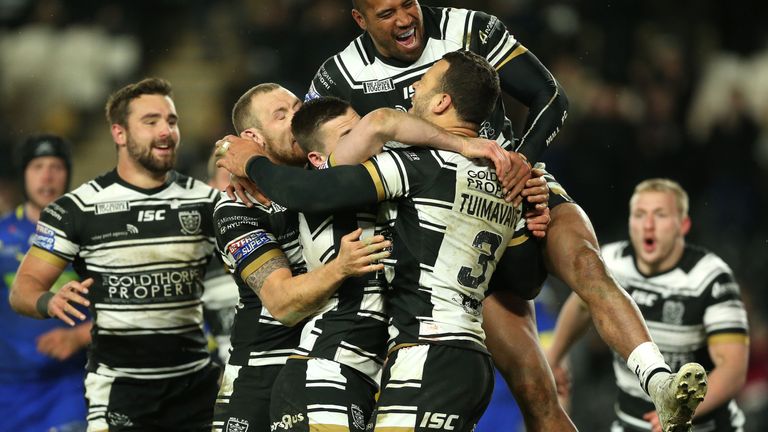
[
  {"xmin": 231, "ymin": 83, "xmax": 282, "ymax": 134},
  {"xmin": 105, "ymin": 77, "xmax": 173, "ymax": 127},
  {"xmin": 440, "ymin": 50, "xmax": 500, "ymax": 125},
  {"xmin": 291, "ymin": 97, "xmax": 351, "ymax": 154}
]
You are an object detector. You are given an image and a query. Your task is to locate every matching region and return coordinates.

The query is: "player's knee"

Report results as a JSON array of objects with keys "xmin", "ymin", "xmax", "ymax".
[{"xmin": 571, "ymin": 243, "xmax": 604, "ymax": 278}]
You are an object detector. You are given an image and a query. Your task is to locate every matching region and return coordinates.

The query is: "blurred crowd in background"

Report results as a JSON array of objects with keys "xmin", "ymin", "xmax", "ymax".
[{"xmin": 1, "ymin": 0, "xmax": 766, "ymax": 429}]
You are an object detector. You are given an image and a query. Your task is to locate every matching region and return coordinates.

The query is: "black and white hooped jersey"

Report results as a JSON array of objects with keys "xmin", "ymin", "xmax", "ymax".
[
  {"xmin": 213, "ymin": 195, "xmax": 306, "ymax": 368},
  {"xmin": 307, "ymin": 5, "xmax": 522, "ymax": 147},
  {"xmin": 293, "ymin": 204, "xmax": 389, "ymax": 386},
  {"xmin": 602, "ymin": 241, "xmax": 748, "ymax": 431},
  {"xmin": 365, "ymin": 147, "xmax": 523, "ymax": 355},
  {"xmin": 32, "ymin": 170, "xmax": 218, "ymax": 379}
]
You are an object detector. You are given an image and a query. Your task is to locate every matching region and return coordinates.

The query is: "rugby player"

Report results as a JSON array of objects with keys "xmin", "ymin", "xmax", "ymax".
[
  {"xmin": 306, "ymin": 2, "xmax": 706, "ymax": 429},
  {"xmin": 211, "ymin": 83, "xmax": 390, "ymax": 432},
  {"xmin": 10, "ymin": 78, "xmax": 220, "ymax": 431},
  {"xmin": 223, "ymin": 49, "xmax": 541, "ymax": 432},
  {"xmin": 549, "ymin": 179, "xmax": 741, "ymax": 432}
]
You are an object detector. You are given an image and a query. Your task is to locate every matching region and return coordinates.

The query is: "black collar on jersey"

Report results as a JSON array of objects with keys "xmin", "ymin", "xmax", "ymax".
[
  {"xmin": 104, "ymin": 168, "xmax": 179, "ymax": 195},
  {"xmin": 361, "ymin": 5, "xmax": 444, "ymax": 68}
]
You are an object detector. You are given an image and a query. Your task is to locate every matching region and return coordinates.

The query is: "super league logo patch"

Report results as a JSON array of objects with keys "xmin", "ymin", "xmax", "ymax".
[
  {"xmin": 33, "ymin": 223, "xmax": 56, "ymax": 251},
  {"xmin": 179, "ymin": 210, "xmax": 202, "ymax": 235}
]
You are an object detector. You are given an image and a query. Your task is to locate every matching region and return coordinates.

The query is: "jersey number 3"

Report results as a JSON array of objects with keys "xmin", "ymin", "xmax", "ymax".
[{"xmin": 457, "ymin": 230, "xmax": 502, "ymax": 289}]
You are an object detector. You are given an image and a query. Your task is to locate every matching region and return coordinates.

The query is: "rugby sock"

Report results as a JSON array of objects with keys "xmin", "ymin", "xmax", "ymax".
[{"xmin": 627, "ymin": 342, "xmax": 672, "ymax": 395}]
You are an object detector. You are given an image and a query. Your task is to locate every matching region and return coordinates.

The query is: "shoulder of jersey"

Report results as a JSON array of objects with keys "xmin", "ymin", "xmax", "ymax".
[
  {"xmin": 0, "ymin": 210, "xmax": 15, "ymax": 228},
  {"xmin": 170, "ymin": 172, "xmax": 218, "ymax": 197},
  {"xmin": 600, "ymin": 240, "xmax": 631, "ymax": 262},
  {"xmin": 683, "ymin": 244, "xmax": 733, "ymax": 276},
  {"xmin": 213, "ymin": 192, "xmax": 273, "ymax": 216}
]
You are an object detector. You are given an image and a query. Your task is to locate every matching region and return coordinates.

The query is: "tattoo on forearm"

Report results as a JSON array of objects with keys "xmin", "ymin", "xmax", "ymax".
[{"xmin": 244, "ymin": 255, "xmax": 290, "ymax": 297}]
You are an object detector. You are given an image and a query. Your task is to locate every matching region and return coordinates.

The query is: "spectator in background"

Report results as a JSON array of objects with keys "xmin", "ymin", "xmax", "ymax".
[
  {"xmin": 0, "ymin": 134, "xmax": 89, "ymax": 432},
  {"xmin": 548, "ymin": 178, "xmax": 748, "ymax": 432}
]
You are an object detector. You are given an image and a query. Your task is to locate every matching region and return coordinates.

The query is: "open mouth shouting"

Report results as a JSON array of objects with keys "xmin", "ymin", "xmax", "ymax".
[
  {"xmin": 642, "ymin": 236, "xmax": 656, "ymax": 253},
  {"xmin": 395, "ymin": 27, "xmax": 417, "ymax": 48}
]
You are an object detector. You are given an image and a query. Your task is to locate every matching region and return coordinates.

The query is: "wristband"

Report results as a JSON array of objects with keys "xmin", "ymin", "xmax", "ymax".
[{"xmin": 35, "ymin": 291, "xmax": 55, "ymax": 318}]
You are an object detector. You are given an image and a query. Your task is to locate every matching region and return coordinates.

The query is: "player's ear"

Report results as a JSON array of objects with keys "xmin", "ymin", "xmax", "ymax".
[
  {"xmin": 680, "ymin": 216, "xmax": 691, "ymax": 236},
  {"xmin": 241, "ymin": 128, "xmax": 266, "ymax": 149},
  {"xmin": 307, "ymin": 151, "xmax": 326, "ymax": 169},
  {"xmin": 433, "ymin": 93, "xmax": 451, "ymax": 115},
  {"xmin": 111, "ymin": 123, "xmax": 127, "ymax": 147},
  {"xmin": 351, "ymin": 8, "xmax": 367, "ymax": 31}
]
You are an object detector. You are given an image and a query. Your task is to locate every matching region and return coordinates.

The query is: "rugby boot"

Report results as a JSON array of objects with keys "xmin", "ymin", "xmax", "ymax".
[{"xmin": 649, "ymin": 362, "xmax": 708, "ymax": 432}]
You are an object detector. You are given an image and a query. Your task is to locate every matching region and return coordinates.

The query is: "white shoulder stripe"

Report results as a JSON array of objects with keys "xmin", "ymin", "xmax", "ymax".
[{"xmin": 334, "ymin": 54, "xmax": 363, "ymax": 90}]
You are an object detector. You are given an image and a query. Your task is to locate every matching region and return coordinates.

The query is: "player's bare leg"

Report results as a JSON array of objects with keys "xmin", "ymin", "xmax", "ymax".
[
  {"xmin": 543, "ymin": 203, "xmax": 708, "ymax": 431},
  {"xmin": 544, "ymin": 203, "xmax": 652, "ymax": 359},
  {"xmin": 483, "ymin": 291, "xmax": 577, "ymax": 432}
]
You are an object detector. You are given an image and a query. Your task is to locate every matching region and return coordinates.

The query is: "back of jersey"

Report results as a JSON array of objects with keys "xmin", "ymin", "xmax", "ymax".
[{"xmin": 370, "ymin": 148, "xmax": 522, "ymax": 353}]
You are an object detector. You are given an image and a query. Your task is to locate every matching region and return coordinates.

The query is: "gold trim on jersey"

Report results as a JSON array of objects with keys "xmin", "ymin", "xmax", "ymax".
[
  {"xmin": 288, "ymin": 354, "xmax": 312, "ymax": 360},
  {"xmin": 387, "ymin": 342, "xmax": 420, "ymax": 356},
  {"xmin": 29, "ymin": 246, "xmax": 68, "ymax": 269},
  {"xmin": 239, "ymin": 248, "xmax": 283, "ymax": 280},
  {"xmin": 507, "ymin": 234, "xmax": 529, "ymax": 247},
  {"xmin": 495, "ymin": 45, "xmax": 528, "ymax": 70},
  {"xmin": 363, "ymin": 160, "xmax": 385, "ymax": 202},
  {"xmin": 708, "ymin": 333, "xmax": 749, "ymax": 346}
]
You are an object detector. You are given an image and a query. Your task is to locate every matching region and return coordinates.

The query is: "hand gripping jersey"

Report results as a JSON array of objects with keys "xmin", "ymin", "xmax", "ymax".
[
  {"xmin": 308, "ymin": 5, "xmax": 567, "ymax": 161},
  {"xmin": 293, "ymin": 203, "xmax": 389, "ymax": 386},
  {"xmin": 213, "ymin": 196, "xmax": 307, "ymax": 368},
  {"xmin": 602, "ymin": 241, "xmax": 748, "ymax": 431},
  {"xmin": 33, "ymin": 170, "xmax": 219, "ymax": 379}
]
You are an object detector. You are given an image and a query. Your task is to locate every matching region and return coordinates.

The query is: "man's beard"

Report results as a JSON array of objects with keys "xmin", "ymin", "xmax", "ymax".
[
  {"xmin": 263, "ymin": 132, "xmax": 305, "ymax": 167},
  {"xmin": 127, "ymin": 136, "xmax": 177, "ymax": 174}
]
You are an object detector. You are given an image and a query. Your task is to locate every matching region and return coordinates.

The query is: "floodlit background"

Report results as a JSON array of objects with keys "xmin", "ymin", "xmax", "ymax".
[{"xmin": 0, "ymin": 0, "xmax": 766, "ymax": 430}]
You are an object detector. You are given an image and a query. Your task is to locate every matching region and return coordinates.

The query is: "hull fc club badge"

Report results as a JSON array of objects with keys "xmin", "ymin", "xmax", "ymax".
[{"xmin": 179, "ymin": 210, "xmax": 202, "ymax": 235}]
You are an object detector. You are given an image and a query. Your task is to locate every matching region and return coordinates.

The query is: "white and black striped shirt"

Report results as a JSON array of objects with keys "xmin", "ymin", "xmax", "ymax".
[
  {"xmin": 34, "ymin": 169, "xmax": 218, "ymax": 379},
  {"xmin": 366, "ymin": 148, "xmax": 523, "ymax": 355},
  {"xmin": 213, "ymin": 196, "xmax": 307, "ymax": 368},
  {"xmin": 602, "ymin": 241, "xmax": 748, "ymax": 431}
]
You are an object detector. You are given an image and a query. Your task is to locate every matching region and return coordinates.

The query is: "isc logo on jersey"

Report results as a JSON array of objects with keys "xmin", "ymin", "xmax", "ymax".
[
  {"xmin": 631, "ymin": 289, "xmax": 658, "ymax": 307},
  {"xmin": 138, "ymin": 209, "xmax": 165, "ymax": 222},
  {"xmin": 227, "ymin": 231, "xmax": 275, "ymax": 263},
  {"xmin": 420, "ymin": 412, "xmax": 461, "ymax": 430}
]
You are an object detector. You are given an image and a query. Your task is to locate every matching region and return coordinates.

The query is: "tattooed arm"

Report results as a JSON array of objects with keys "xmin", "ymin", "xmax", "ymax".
[{"xmin": 242, "ymin": 228, "xmax": 390, "ymax": 326}]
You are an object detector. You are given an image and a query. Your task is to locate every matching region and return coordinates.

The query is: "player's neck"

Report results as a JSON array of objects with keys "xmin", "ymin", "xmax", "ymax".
[
  {"xmin": 443, "ymin": 126, "xmax": 478, "ymax": 138},
  {"xmin": 431, "ymin": 113, "xmax": 478, "ymax": 138},
  {"xmin": 116, "ymin": 157, "xmax": 170, "ymax": 190}
]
